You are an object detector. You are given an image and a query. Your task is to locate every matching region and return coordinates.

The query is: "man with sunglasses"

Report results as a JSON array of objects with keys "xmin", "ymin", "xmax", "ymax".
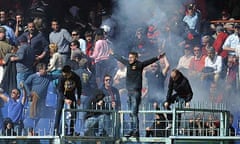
[{"xmin": 0, "ymin": 82, "xmax": 26, "ymax": 136}]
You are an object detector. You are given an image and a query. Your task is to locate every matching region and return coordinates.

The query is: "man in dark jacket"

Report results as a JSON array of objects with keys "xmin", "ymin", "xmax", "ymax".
[
  {"xmin": 164, "ymin": 69, "xmax": 193, "ymax": 109},
  {"xmin": 111, "ymin": 50, "xmax": 164, "ymax": 137},
  {"xmin": 54, "ymin": 65, "xmax": 82, "ymax": 136},
  {"xmin": 163, "ymin": 69, "xmax": 193, "ymax": 128}
]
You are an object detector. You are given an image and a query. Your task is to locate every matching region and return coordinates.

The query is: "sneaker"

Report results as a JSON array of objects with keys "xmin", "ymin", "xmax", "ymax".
[
  {"xmin": 124, "ymin": 130, "xmax": 139, "ymax": 137},
  {"xmin": 166, "ymin": 124, "xmax": 172, "ymax": 130},
  {"xmin": 124, "ymin": 131, "xmax": 133, "ymax": 137},
  {"xmin": 132, "ymin": 131, "xmax": 140, "ymax": 137}
]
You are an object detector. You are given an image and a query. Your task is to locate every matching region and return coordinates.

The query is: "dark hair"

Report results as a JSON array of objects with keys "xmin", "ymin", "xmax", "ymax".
[
  {"xmin": 70, "ymin": 40, "xmax": 80, "ymax": 48},
  {"xmin": 62, "ymin": 65, "xmax": 72, "ymax": 73},
  {"xmin": 12, "ymin": 88, "xmax": 21, "ymax": 96},
  {"xmin": 51, "ymin": 18, "xmax": 60, "ymax": 24},
  {"xmin": 85, "ymin": 31, "xmax": 93, "ymax": 37},
  {"xmin": 36, "ymin": 63, "xmax": 46, "ymax": 71},
  {"xmin": 95, "ymin": 28, "xmax": 104, "ymax": 36},
  {"xmin": 129, "ymin": 51, "xmax": 138, "ymax": 58},
  {"xmin": 171, "ymin": 68, "xmax": 182, "ymax": 77},
  {"xmin": 103, "ymin": 74, "xmax": 112, "ymax": 81}
]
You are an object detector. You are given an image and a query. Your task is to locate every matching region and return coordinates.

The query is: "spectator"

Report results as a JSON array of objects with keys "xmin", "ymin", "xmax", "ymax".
[
  {"xmin": 201, "ymin": 35, "xmax": 213, "ymax": 56},
  {"xmin": 177, "ymin": 44, "xmax": 194, "ymax": 76},
  {"xmin": 201, "ymin": 47, "xmax": 222, "ymax": 84},
  {"xmin": 145, "ymin": 102, "xmax": 167, "ymax": 137},
  {"xmin": 223, "ymin": 54, "xmax": 238, "ymax": 99},
  {"xmin": 212, "ymin": 25, "xmax": 228, "ymax": 63},
  {"xmin": 100, "ymin": 74, "xmax": 121, "ymax": 136},
  {"xmin": 205, "ymin": 114, "xmax": 220, "ymax": 136},
  {"xmin": 71, "ymin": 29, "xmax": 86, "ymax": 54},
  {"xmin": 90, "ymin": 28, "xmax": 116, "ymax": 87},
  {"xmin": 54, "ymin": 65, "xmax": 81, "ymax": 136},
  {"xmin": 2, "ymin": 117, "xmax": 16, "ymax": 136},
  {"xmin": 113, "ymin": 61, "xmax": 127, "ymax": 95},
  {"xmin": 70, "ymin": 40, "xmax": 83, "ymax": 61},
  {"xmin": 223, "ymin": 24, "xmax": 240, "ymax": 56},
  {"xmin": 0, "ymin": 82, "xmax": 26, "ymax": 135},
  {"xmin": 188, "ymin": 45, "xmax": 206, "ymax": 82},
  {"xmin": 101, "ymin": 74, "xmax": 121, "ymax": 110},
  {"xmin": 85, "ymin": 31, "xmax": 94, "ymax": 57},
  {"xmin": 14, "ymin": 12, "xmax": 25, "ymax": 37},
  {"xmin": 84, "ymin": 89, "xmax": 108, "ymax": 136},
  {"xmin": 182, "ymin": 3, "xmax": 201, "ymax": 43},
  {"xmin": 47, "ymin": 43, "xmax": 63, "ymax": 86},
  {"xmin": 74, "ymin": 58, "xmax": 97, "ymax": 135},
  {"xmin": 145, "ymin": 58, "xmax": 169, "ymax": 105},
  {"xmin": 131, "ymin": 27, "xmax": 152, "ymax": 61},
  {"xmin": 18, "ymin": 21, "xmax": 49, "ymax": 69},
  {"xmin": 24, "ymin": 63, "xmax": 59, "ymax": 127},
  {"xmin": 49, "ymin": 18, "xmax": 72, "ymax": 66},
  {"xmin": 163, "ymin": 69, "xmax": 193, "ymax": 128},
  {"xmin": 10, "ymin": 36, "xmax": 35, "ymax": 89},
  {"xmin": 0, "ymin": 10, "xmax": 17, "ymax": 45},
  {"xmin": 110, "ymin": 50, "xmax": 164, "ymax": 137},
  {"xmin": 0, "ymin": 26, "xmax": 13, "ymax": 83}
]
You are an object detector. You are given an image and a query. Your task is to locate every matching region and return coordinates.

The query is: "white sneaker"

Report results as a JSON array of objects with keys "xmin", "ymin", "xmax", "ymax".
[
  {"xmin": 166, "ymin": 123, "xmax": 172, "ymax": 130},
  {"xmin": 66, "ymin": 112, "xmax": 72, "ymax": 119}
]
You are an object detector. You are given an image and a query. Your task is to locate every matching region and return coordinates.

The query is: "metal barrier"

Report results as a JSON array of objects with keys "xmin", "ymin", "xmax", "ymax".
[{"xmin": 1, "ymin": 102, "xmax": 240, "ymax": 144}]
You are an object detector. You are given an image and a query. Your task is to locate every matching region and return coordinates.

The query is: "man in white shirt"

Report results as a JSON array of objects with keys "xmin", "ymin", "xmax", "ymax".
[
  {"xmin": 202, "ymin": 47, "xmax": 222, "ymax": 83},
  {"xmin": 223, "ymin": 24, "xmax": 240, "ymax": 55}
]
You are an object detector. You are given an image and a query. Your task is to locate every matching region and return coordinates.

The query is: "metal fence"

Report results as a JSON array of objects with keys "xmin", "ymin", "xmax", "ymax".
[{"xmin": 1, "ymin": 102, "xmax": 240, "ymax": 144}]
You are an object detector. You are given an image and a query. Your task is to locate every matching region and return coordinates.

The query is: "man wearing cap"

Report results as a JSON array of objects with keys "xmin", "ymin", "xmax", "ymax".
[
  {"xmin": 183, "ymin": 3, "xmax": 201, "ymax": 36},
  {"xmin": 9, "ymin": 36, "xmax": 35, "ymax": 89}
]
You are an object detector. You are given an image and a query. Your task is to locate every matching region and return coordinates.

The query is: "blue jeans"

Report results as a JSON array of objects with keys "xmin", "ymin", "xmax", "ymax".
[
  {"xmin": 76, "ymin": 95, "xmax": 90, "ymax": 135},
  {"xmin": 95, "ymin": 59, "xmax": 116, "ymax": 87},
  {"xmin": 16, "ymin": 71, "xmax": 33, "ymax": 89},
  {"xmin": 127, "ymin": 89, "xmax": 141, "ymax": 132},
  {"xmin": 84, "ymin": 114, "xmax": 106, "ymax": 136}
]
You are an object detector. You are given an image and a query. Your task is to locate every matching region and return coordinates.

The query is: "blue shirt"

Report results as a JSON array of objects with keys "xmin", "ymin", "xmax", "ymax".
[{"xmin": 8, "ymin": 98, "xmax": 24, "ymax": 123}]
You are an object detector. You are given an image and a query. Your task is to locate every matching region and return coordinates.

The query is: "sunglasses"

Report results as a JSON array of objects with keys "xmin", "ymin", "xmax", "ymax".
[
  {"xmin": 72, "ymin": 33, "xmax": 78, "ymax": 36},
  {"xmin": 11, "ymin": 91, "xmax": 18, "ymax": 94}
]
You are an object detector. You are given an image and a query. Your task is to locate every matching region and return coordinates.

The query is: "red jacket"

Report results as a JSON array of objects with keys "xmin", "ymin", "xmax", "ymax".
[{"xmin": 213, "ymin": 32, "xmax": 228, "ymax": 58}]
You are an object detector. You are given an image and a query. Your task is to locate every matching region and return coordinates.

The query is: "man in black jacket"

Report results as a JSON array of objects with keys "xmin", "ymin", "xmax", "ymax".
[
  {"xmin": 163, "ymin": 69, "xmax": 193, "ymax": 128},
  {"xmin": 54, "ymin": 65, "xmax": 82, "ymax": 136},
  {"xmin": 111, "ymin": 50, "xmax": 164, "ymax": 137},
  {"xmin": 164, "ymin": 69, "xmax": 193, "ymax": 109}
]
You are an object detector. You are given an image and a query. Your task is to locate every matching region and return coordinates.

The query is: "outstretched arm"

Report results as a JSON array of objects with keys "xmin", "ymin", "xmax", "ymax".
[
  {"xmin": 109, "ymin": 48, "xmax": 128, "ymax": 65},
  {"xmin": 20, "ymin": 82, "xmax": 27, "ymax": 105}
]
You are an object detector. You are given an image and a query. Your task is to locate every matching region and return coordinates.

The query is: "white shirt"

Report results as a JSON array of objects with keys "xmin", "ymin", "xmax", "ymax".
[
  {"xmin": 177, "ymin": 55, "xmax": 194, "ymax": 70},
  {"xmin": 205, "ymin": 55, "xmax": 222, "ymax": 74},
  {"xmin": 78, "ymin": 38, "xmax": 86, "ymax": 54},
  {"xmin": 222, "ymin": 33, "xmax": 240, "ymax": 55}
]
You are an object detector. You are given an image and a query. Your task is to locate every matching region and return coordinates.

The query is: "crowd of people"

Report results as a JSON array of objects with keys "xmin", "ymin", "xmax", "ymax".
[{"xmin": 0, "ymin": 0, "xmax": 238, "ymax": 141}]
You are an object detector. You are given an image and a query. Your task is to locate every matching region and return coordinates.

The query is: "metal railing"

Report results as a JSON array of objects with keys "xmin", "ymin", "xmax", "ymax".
[{"xmin": 1, "ymin": 102, "xmax": 240, "ymax": 144}]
